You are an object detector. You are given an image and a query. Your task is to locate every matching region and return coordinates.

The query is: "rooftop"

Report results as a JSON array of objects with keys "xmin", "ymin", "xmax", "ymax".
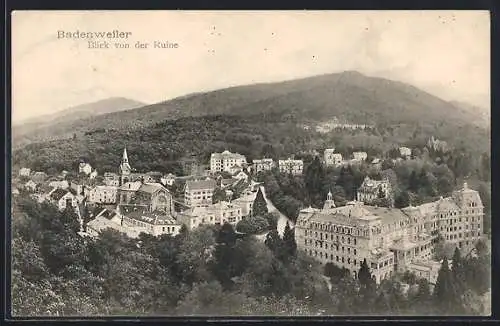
[
  {"xmin": 119, "ymin": 204, "xmax": 179, "ymax": 225},
  {"xmin": 363, "ymin": 206, "xmax": 409, "ymax": 226},
  {"xmin": 120, "ymin": 181, "xmax": 142, "ymax": 191},
  {"xmin": 186, "ymin": 179, "xmax": 216, "ymax": 190},
  {"xmin": 50, "ymin": 188, "xmax": 76, "ymax": 201},
  {"xmin": 211, "ymin": 151, "xmax": 246, "ymax": 159},
  {"xmin": 138, "ymin": 182, "xmax": 168, "ymax": 194}
]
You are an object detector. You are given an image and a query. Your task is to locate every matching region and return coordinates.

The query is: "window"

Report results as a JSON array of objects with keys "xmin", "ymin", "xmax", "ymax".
[{"xmin": 354, "ymin": 249, "xmax": 357, "ymax": 255}]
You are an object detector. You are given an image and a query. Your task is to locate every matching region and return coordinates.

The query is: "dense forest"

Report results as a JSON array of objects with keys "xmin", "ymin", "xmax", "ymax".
[
  {"xmin": 11, "ymin": 194, "xmax": 490, "ymax": 316},
  {"xmin": 12, "ymin": 112, "xmax": 489, "ymax": 177}
]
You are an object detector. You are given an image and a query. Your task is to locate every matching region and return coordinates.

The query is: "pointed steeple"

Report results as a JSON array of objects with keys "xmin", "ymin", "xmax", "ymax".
[
  {"xmin": 119, "ymin": 147, "xmax": 132, "ymax": 177},
  {"xmin": 122, "ymin": 147, "xmax": 129, "ymax": 164}
]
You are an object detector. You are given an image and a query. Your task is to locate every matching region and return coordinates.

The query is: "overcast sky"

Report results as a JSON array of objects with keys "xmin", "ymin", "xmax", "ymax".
[{"xmin": 12, "ymin": 10, "xmax": 490, "ymax": 123}]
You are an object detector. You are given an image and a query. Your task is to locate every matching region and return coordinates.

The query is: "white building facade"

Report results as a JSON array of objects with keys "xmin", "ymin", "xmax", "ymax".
[{"xmin": 210, "ymin": 150, "xmax": 247, "ymax": 174}]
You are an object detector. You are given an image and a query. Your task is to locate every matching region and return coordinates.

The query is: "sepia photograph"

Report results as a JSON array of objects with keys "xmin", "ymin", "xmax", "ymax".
[{"xmin": 10, "ymin": 10, "xmax": 491, "ymax": 317}]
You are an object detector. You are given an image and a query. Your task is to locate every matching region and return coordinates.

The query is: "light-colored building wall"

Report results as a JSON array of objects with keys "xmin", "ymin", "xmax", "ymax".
[
  {"xmin": 278, "ymin": 158, "xmax": 304, "ymax": 175},
  {"xmin": 252, "ymin": 159, "xmax": 275, "ymax": 173},
  {"xmin": 178, "ymin": 201, "xmax": 243, "ymax": 230},
  {"xmin": 295, "ymin": 183, "xmax": 483, "ymax": 284},
  {"xmin": 210, "ymin": 150, "xmax": 247, "ymax": 174},
  {"xmin": 88, "ymin": 186, "xmax": 118, "ymax": 204},
  {"xmin": 352, "ymin": 152, "xmax": 368, "ymax": 161}
]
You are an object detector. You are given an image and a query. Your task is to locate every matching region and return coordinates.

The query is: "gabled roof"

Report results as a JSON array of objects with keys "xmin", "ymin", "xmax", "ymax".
[
  {"xmin": 186, "ymin": 179, "xmax": 216, "ymax": 191},
  {"xmin": 50, "ymin": 188, "xmax": 73, "ymax": 201},
  {"xmin": 138, "ymin": 182, "xmax": 168, "ymax": 194},
  {"xmin": 120, "ymin": 181, "xmax": 142, "ymax": 191},
  {"xmin": 119, "ymin": 204, "xmax": 179, "ymax": 225}
]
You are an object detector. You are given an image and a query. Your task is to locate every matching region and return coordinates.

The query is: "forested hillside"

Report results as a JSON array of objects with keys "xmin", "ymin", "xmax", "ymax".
[{"xmin": 12, "ymin": 71, "xmax": 487, "ymax": 147}]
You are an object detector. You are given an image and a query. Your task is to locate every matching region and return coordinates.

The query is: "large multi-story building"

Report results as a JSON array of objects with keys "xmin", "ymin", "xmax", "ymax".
[
  {"xmin": 278, "ymin": 158, "xmax": 304, "ymax": 175},
  {"xmin": 352, "ymin": 152, "xmax": 368, "ymax": 162},
  {"xmin": 356, "ymin": 176, "xmax": 392, "ymax": 205},
  {"xmin": 118, "ymin": 204, "xmax": 182, "ymax": 237},
  {"xmin": 252, "ymin": 158, "xmax": 275, "ymax": 174},
  {"xmin": 210, "ymin": 150, "xmax": 247, "ymax": 174},
  {"xmin": 295, "ymin": 183, "xmax": 484, "ymax": 284},
  {"xmin": 79, "ymin": 162, "xmax": 93, "ymax": 175},
  {"xmin": 118, "ymin": 181, "xmax": 173, "ymax": 214},
  {"xmin": 103, "ymin": 172, "xmax": 120, "ymax": 187},
  {"xmin": 88, "ymin": 185, "xmax": 118, "ymax": 204},
  {"xmin": 324, "ymin": 149, "xmax": 343, "ymax": 167},
  {"xmin": 177, "ymin": 201, "xmax": 243, "ymax": 230},
  {"xmin": 184, "ymin": 179, "xmax": 216, "ymax": 208}
]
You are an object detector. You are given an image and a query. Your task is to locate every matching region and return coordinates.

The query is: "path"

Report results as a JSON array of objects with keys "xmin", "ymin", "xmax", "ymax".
[{"xmin": 255, "ymin": 186, "xmax": 294, "ymax": 241}]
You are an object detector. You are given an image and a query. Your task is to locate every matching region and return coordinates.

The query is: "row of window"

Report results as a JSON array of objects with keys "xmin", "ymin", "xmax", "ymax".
[
  {"xmin": 305, "ymin": 239, "xmax": 358, "ymax": 255},
  {"xmin": 188, "ymin": 195, "xmax": 212, "ymax": 201},
  {"xmin": 442, "ymin": 224, "xmax": 481, "ymax": 232},
  {"xmin": 446, "ymin": 232, "xmax": 481, "ymax": 240},
  {"xmin": 161, "ymin": 226, "xmax": 177, "ymax": 233},
  {"xmin": 306, "ymin": 231, "xmax": 359, "ymax": 245},
  {"xmin": 189, "ymin": 190, "xmax": 213, "ymax": 195},
  {"xmin": 307, "ymin": 224, "xmax": 355, "ymax": 235}
]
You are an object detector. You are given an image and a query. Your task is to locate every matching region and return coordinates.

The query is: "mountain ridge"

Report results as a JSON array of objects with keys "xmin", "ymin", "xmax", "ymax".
[{"xmin": 12, "ymin": 71, "xmax": 487, "ymax": 148}]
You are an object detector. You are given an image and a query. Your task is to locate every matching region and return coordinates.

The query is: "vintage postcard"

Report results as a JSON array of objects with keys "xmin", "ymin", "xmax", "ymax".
[{"xmin": 10, "ymin": 10, "xmax": 491, "ymax": 317}]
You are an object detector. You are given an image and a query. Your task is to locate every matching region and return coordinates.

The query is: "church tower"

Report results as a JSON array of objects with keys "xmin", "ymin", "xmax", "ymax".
[
  {"xmin": 119, "ymin": 147, "xmax": 132, "ymax": 185},
  {"xmin": 323, "ymin": 190, "xmax": 336, "ymax": 210}
]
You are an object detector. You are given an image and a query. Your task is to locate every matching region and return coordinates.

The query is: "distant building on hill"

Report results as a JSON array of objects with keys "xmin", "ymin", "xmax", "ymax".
[
  {"xmin": 399, "ymin": 147, "xmax": 412, "ymax": 159},
  {"xmin": 279, "ymin": 158, "xmax": 304, "ymax": 175},
  {"xmin": 210, "ymin": 150, "xmax": 247, "ymax": 174},
  {"xmin": 324, "ymin": 149, "xmax": 343, "ymax": 166},
  {"xmin": 357, "ymin": 176, "xmax": 392, "ymax": 205},
  {"xmin": 252, "ymin": 158, "xmax": 275, "ymax": 174},
  {"xmin": 79, "ymin": 162, "xmax": 93, "ymax": 175},
  {"xmin": 352, "ymin": 152, "xmax": 368, "ymax": 162},
  {"xmin": 19, "ymin": 168, "xmax": 31, "ymax": 177}
]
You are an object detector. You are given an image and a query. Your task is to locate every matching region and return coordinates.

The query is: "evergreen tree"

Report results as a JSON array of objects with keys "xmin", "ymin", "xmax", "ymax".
[
  {"xmin": 217, "ymin": 222, "xmax": 237, "ymax": 247},
  {"xmin": 212, "ymin": 223, "xmax": 238, "ymax": 289},
  {"xmin": 282, "ymin": 221, "xmax": 297, "ymax": 259},
  {"xmin": 264, "ymin": 229, "xmax": 283, "ymax": 256},
  {"xmin": 451, "ymin": 247, "xmax": 466, "ymax": 299},
  {"xmin": 433, "ymin": 257, "xmax": 457, "ymax": 314},
  {"xmin": 358, "ymin": 258, "xmax": 373, "ymax": 287},
  {"xmin": 252, "ymin": 188, "xmax": 268, "ymax": 217},
  {"xmin": 409, "ymin": 170, "xmax": 419, "ymax": 191},
  {"xmin": 357, "ymin": 259, "xmax": 376, "ymax": 314},
  {"xmin": 304, "ymin": 156, "xmax": 325, "ymax": 205},
  {"xmin": 394, "ymin": 191, "xmax": 411, "ymax": 208},
  {"xmin": 377, "ymin": 186, "xmax": 385, "ymax": 199}
]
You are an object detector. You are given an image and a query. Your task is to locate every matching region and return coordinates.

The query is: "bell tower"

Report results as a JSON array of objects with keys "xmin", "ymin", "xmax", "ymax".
[
  {"xmin": 119, "ymin": 147, "xmax": 132, "ymax": 185},
  {"xmin": 323, "ymin": 190, "xmax": 336, "ymax": 210}
]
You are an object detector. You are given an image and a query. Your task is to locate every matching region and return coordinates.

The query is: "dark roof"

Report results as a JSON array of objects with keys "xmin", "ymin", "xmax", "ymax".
[
  {"xmin": 138, "ymin": 183, "xmax": 168, "ymax": 194},
  {"xmin": 221, "ymin": 178, "xmax": 235, "ymax": 186},
  {"xmin": 50, "ymin": 188, "xmax": 72, "ymax": 201},
  {"xmin": 186, "ymin": 180, "xmax": 216, "ymax": 191},
  {"xmin": 119, "ymin": 204, "xmax": 178, "ymax": 225}
]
